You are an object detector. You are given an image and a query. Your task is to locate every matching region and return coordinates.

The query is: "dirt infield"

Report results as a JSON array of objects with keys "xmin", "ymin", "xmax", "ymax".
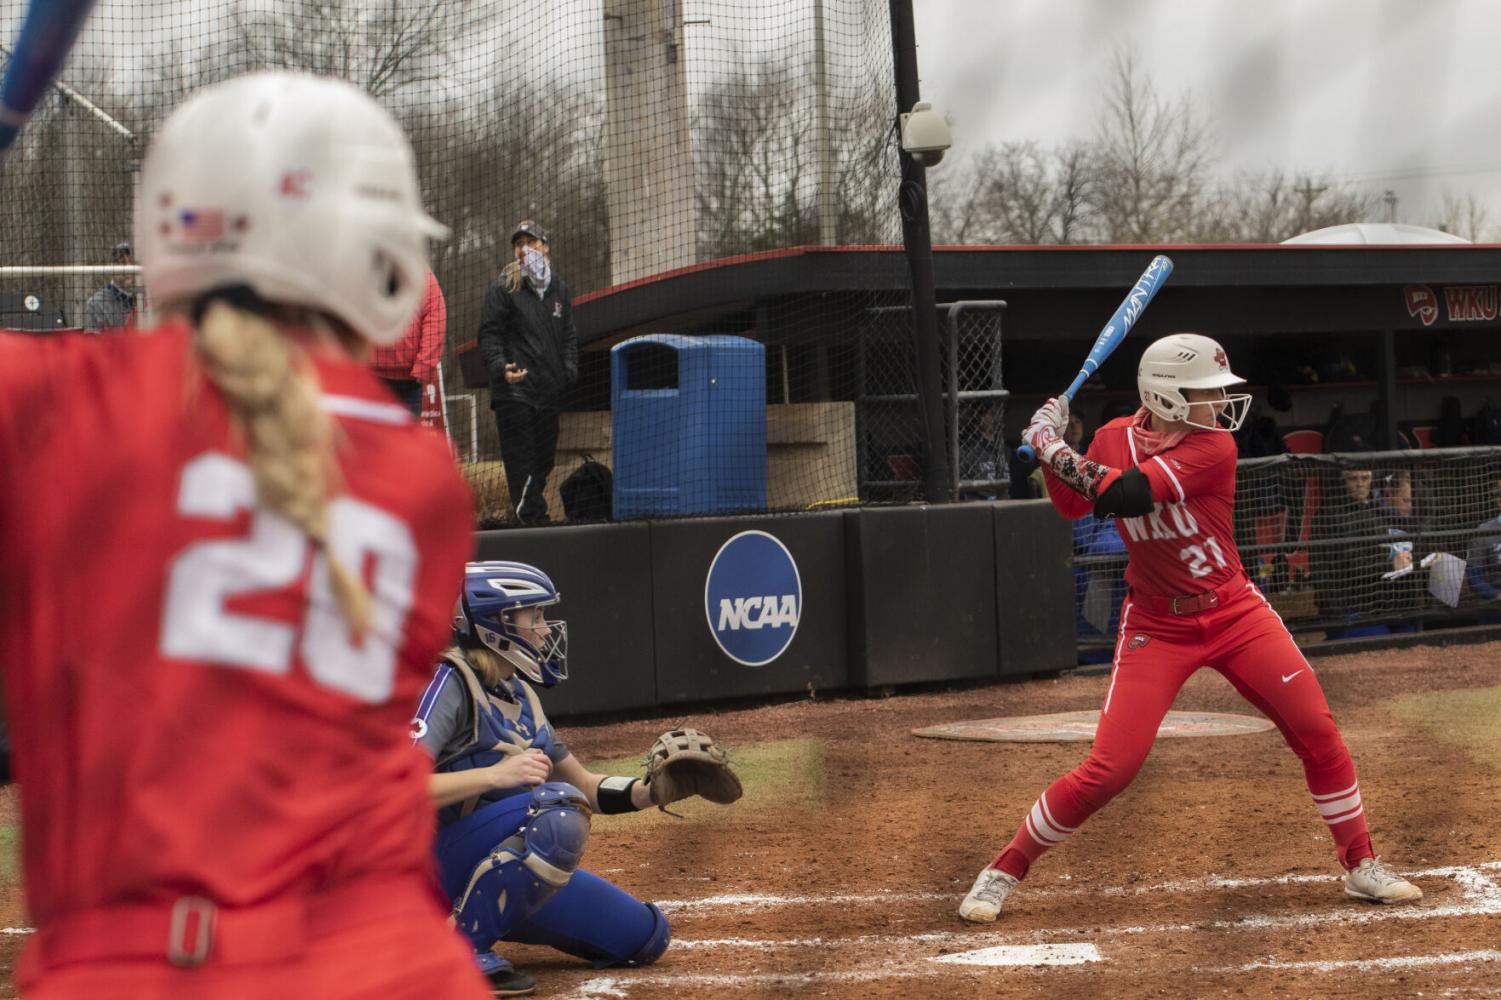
[{"xmin": 3, "ymin": 640, "xmax": 1499, "ymax": 998}]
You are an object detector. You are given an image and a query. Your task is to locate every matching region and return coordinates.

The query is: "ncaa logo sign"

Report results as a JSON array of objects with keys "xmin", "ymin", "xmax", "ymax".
[{"xmin": 704, "ymin": 530, "xmax": 802, "ymax": 666}]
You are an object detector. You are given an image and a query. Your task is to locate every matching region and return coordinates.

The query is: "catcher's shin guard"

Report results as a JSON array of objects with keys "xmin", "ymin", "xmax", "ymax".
[
  {"xmin": 507, "ymin": 869, "xmax": 672, "ymax": 967},
  {"xmin": 452, "ymin": 782, "xmax": 591, "ymax": 949}
]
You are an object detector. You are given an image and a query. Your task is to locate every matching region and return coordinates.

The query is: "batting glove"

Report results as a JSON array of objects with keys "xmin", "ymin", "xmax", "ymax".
[
  {"xmin": 1024, "ymin": 419, "xmax": 1067, "ymax": 466},
  {"xmin": 1029, "ymin": 396, "xmax": 1069, "ymax": 435}
]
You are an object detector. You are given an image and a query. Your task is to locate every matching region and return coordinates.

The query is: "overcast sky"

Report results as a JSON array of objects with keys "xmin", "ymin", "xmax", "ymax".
[
  {"xmin": 13, "ymin": 0, "xmax": 1499, "ymax": 231},
  {"xmin": 913, "ymin": 0, "xmax": 1501, "ymax": 227}
]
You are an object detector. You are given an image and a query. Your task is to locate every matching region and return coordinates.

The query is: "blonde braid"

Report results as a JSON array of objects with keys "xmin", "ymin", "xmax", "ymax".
[
  {"xmin": 195, "ymin": 300, "xmax": 372, "ymax": 635},
  {"xmin": 502, "ymin": 259, "xmax": 522, "ymax": 295},
  {"xmin": 447, "ymin": 645, "xmax": 507, "ymax": 687}
]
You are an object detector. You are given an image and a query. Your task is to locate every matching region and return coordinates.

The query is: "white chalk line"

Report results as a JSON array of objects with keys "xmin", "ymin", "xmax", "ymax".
[
  {"xmin": 1219, "ymin": 949, "xmax": 1501, "ymax": 973},
  {"xmin": 672, "ymin": 898, "xmax": 1501, "ymax": 954},
  {"xmin": 566, "ymin": 945, "xmax": 1501, "ymax": 1000},
  {"xmin": 655, "ymin": 860, "xmax": 1501, "ymax": 914},
  {"xmin": 565, "ymin": 969, "xmax": 930, "ymax": 999},
  {"xmin": 559, "ymin": 862, "xmax": 1501, "ymax": 997},
  {"xmin": 565, "ymin": 948, "xmax": 1106, "ymax": 998}
]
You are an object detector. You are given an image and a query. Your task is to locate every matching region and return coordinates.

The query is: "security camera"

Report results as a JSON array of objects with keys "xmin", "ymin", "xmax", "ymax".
[{"xmin": 900, "ymin": 101, "xmax": 951, "ymax": 168}]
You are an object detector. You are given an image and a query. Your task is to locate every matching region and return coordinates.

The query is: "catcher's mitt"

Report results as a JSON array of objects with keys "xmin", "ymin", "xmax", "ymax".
[{"xmin": 644, "ymin": 728, "xmax": 743, "ymax": 812}]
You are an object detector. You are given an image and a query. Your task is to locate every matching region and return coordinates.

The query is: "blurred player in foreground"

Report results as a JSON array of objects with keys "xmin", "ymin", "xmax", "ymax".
[
  {"xmin": 414, "ymin": 561, "xmax": 742, "ymax": 995},
  {"xmin": 0, "ymin": 73, "xmax": 489, "ymax": 998},
  {"xmin": 961, "ymin": 333, "xmax": 1422, "ymax": 922}
]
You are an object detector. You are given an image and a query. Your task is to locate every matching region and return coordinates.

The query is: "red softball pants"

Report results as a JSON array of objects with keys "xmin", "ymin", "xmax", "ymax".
[{"xmin": 994, "ymin": 579, "xmax": 1375, "ymax": 881}]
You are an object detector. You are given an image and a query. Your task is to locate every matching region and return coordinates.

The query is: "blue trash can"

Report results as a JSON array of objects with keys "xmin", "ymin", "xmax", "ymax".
[{"xmin": 611, "ymin": 334, "xmax": 767, "ymax": 518}]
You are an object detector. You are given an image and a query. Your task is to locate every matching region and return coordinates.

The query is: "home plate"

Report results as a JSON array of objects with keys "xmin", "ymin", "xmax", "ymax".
[
  {"xmin": 913, "ymin": 710, "xmax": 1275, "ymax": 743},
  {"xmin": 932, "ymin": 943, "xmax": 1104, "ymax": 967}
]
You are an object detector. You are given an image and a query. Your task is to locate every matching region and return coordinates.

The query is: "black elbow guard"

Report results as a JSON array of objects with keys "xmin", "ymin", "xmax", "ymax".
[{"xmin": 1094, "ymin": 468, "xmax": 1154, "ymax": 519}]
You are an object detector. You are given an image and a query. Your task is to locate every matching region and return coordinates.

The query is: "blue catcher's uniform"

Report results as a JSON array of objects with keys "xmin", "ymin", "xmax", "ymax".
[{"xmin": 414, "ymin": 651, "xmax": 670, "ymax": 970}]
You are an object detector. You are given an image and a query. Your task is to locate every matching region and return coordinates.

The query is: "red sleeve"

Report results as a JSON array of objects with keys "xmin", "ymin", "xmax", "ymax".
[
  {"xmin": 412, "ymin": 272, "xmax": 446, "ymax": 383},
  {"xmin": 1138, "ymin": 431, "xmax": 1235, "ymax": 504},
  {"xmin": 0, "ymin": 331, "xmax": 100, "ymax": 471}
]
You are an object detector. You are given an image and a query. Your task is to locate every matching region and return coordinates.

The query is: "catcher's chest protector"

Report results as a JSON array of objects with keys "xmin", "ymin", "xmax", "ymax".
[{"xmin": 437, "ymin": 653, "xmax": 558, "ymax": 822}]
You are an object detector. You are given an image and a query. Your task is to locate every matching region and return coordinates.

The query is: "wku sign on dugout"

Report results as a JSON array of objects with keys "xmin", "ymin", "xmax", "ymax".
[{"xmin": 1405, "ymin": 284, "xmax": 1500, "ymax": 326}]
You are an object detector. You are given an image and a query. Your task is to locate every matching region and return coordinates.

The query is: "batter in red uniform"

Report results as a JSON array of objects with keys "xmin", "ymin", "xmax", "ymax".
[
  {"xmin": 0, "ymin": 74, "xmax": 488, "ymax": 998},
  {"xmin": 960, "ymin": 333, "xmax": 1422, "ymax": 922}
]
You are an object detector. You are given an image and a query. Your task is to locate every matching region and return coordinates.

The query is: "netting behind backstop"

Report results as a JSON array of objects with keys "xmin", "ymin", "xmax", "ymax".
[
  {"xmin": 0, "ymin": 0, "xmax": 951, "ymax": 525},
  {"xmin": 1073, "ymin": 447, "xmax": 1501, "ymax": 654}
]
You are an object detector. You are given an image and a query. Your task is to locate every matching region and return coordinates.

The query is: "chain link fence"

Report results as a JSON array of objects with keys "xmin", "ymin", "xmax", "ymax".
[
  {"xmin": 1073, "ymin": 447, "xmax": 1501, "ymax": 654},
  {"xmin": 855, "ymin": 300, "xmax": 1007, "ymax": 504},
  {"xmin": 0, "ymin": 0, "xmax": 930, "ymax": 525}
]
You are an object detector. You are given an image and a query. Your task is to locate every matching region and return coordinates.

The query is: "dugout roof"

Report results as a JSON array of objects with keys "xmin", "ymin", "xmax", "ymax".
[{"xmin": 573, "ymin": 243, "xmax": 1501, "ymax": 345}]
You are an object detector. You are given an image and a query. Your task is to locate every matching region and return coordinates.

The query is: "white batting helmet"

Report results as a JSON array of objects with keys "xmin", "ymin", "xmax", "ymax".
[
  {"xmin": 1137, "ymin": 333, "xmax": 1250, "ymax": 432},
  {"xmin": 135, "ymin": 72, "xmax": 448, "ymax": 345}
]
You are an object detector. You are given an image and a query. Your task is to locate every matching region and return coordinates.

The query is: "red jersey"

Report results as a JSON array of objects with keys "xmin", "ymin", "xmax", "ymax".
[
  {"xmin": 368, "ymin": 269, "xmax": 446, "ymax": 384},
  {"xmin": 0, "ymin": 320, "xmax": 473, "ymax": 928},
  {"xmin": 1044, "ymin": 416, "xmax": 1242, "ymax": 597}
]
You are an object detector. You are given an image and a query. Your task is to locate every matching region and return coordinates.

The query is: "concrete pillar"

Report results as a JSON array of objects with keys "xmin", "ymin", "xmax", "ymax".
[{"xmin": 602, "ymin": 0, "xmax": 696, "ymax": 285}]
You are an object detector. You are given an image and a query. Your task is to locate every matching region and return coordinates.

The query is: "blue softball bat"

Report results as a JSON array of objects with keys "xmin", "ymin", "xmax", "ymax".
[
  {"xmin": 0, "ymin": 0, "xmax": 98, "ymax": 160},
  {"xmin": 1017, "ymin": 253, "xmax": 1174, "ymax": 463}
]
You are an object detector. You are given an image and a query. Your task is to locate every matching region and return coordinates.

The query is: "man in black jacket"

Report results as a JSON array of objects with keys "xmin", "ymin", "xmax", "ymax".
[{"xmin": 478, "ymin": 221, "xmax": 579, "ymax": 524}]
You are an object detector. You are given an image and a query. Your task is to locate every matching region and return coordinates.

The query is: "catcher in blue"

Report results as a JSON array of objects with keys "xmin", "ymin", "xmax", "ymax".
[{"xmin": 413, "ymin": 560, "xmax": 743, "ymax": 996}]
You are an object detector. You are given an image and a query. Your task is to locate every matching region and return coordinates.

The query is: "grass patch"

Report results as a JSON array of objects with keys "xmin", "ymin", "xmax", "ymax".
[
  {"xmin": 0, "ymin": 825, "xmax": 17, "ymax": 887},
  {"xmin": 1384, "ymin": 685, "xmax": 1501, "ymax": 771},
  {"xmin": 585, "ymin": 737, "xmax": 825, "ymax": 828}
]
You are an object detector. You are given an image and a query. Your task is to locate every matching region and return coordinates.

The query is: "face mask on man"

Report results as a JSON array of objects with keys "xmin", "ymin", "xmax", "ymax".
[{"xmin": 521, "ymin": 245, "xmax": 549, "ymax": 285}]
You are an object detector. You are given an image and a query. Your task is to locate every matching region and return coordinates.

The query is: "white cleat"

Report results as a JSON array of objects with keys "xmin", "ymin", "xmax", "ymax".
[
  {"xmin": 959, "ymin": 866, "xmax": 1020, "ymax": 923},
  {"xmin": 1344, "ymin": 856, "xmax": 1423, "ymax": 904}
]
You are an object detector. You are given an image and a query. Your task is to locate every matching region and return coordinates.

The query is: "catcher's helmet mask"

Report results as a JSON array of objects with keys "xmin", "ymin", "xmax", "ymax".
[{"xmin": 454, "ymin": 560, "xmax": 568, "ymax": 686}]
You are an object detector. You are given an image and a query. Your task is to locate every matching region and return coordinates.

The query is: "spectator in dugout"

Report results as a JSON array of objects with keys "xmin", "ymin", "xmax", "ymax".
[
  {"xmin": 1465, "ymin": 477, "xmax": 1501, "ymax": 604},
  {"xmin": 958, "ymin": 405, "xmax": 1008, "ymax": 500},
  {"xmin": 82, "ymin": 241, "xmax": 137, "ymax": 332},
  {"xmin": 368, "ymin": 266, "xmax": 446, "ymax": 416},
  {"xmin": 1311, "ymin": 467, "xmax": 1397, "ymax": 637}
]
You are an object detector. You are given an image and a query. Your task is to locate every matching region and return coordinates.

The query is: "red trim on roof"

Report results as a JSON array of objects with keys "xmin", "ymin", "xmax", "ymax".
[
  {"xmin": 573, "ymin": 245, "xmax": 903, "ymax": 305},
  {"xmin": 574, "ymin": 241, "xmax": 1499, "ymax": 304}
]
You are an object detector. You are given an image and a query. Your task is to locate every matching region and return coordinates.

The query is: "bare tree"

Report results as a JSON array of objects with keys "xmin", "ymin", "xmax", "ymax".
[
  {"xmin": 1198, "ymin": 171, "xmax": 1377, "ymax": 242},
  {"xmin": 694, "ymin": 60, "xmax": 822, "ymax": 257},
  {"xmin": 231, "ymin": 0, "xmax": 488, "ymax": 98},
  {"xmin": 927, "ymin": 150, "xmax": 996, "ymax": 245},
  {"xmin": 695, "ymin": 57, "xmax": 900, "ymax": 257},
  {"xmin": 929, "ymin": 141, "xmax": 1097, "ymax": 244},
  {"xmin": 1428, "ymin": 190, "xmax": 1491, "ymax": 242},
  {"xmin": 1089, "ymin": 50, "xmax": 1218, "ymax": 243},
  {"xmin": 927, "ymin": 51, "xmax": 1386, "ymax": 247}
]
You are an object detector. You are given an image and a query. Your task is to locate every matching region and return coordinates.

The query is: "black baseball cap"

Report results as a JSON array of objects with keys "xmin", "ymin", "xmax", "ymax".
[
  {"xmin": 510, "ymin": 220, "xmax": 549, "ymax": 246},
  {"xmin": 110, "ymin": 241, "xmax": 132, "ymax": 261}
]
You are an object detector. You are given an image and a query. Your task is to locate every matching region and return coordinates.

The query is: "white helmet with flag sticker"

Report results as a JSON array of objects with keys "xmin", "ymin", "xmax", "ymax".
[
  {"xmin": 135, "ymin": 71, "xmax": 448, "ymax": 345},
  {"xmin": 1137, "ymin": 333, "xmax": 1250, "ymax": 432}
]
